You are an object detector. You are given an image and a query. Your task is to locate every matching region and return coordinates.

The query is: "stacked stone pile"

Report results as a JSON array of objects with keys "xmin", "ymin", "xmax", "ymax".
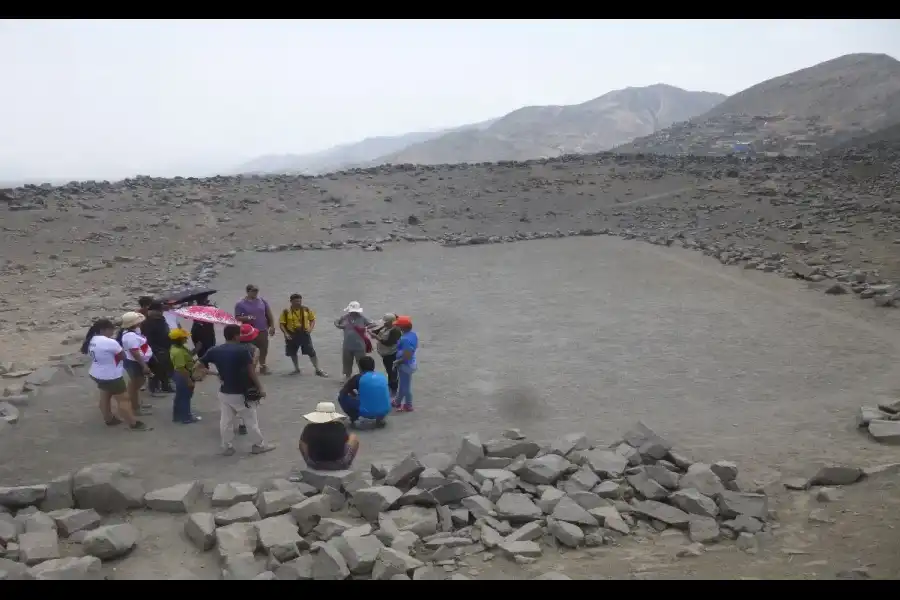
[{"xmin": 0, "ymin": 422, "xmax": 885, "ymax": 580}]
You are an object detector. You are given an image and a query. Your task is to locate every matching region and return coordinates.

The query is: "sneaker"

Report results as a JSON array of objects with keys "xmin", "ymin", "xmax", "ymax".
[
  {"xmin": 251, "ymin": 443, "xmax": 276, "ymax": 454},
  {"xmin": 180, "ymin": 416, "xmax": 202, "ymax": 424},
  {"xmin": 315, "ymin": 370, "xmax": 329, "ymax": 378},
  {"xmin": 348, "ymin": 421, "xmax": 359, "ymax": 430},
  {"xmin": 130, "ymin": 421, "xmax": 152, "ymax": 431},
  {"xmin": 375, "ymin": 419, "xmax": 387, "ymax": 429},
  {"xmin": 399, "ymin": 405, "xmax": 414, "ymax": 413},
  {"xmin": 238, "ymin": 424, "xmax": 248, "ymax": 436},
  {"xmin": 105, "ymin": 417, "xmax": 123, "ymax": 426},
  {"xmin": 223, "ymin": 446, "xmax": 236, "ymax": 456},
  {"xmin": 259, "ymin": 366, "xmax": 271, "ymax": 375},
  {"xmin": 136, "ymin": 407, "xmax": 153, "ymax": 416},
  {"xmin": 391, "ymin": 401, "xmax": 401, "ymax": 409}
]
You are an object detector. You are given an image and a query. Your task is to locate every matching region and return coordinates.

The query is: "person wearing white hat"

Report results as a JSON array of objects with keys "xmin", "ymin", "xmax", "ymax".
[
  {"xmin": 298, "ymin": 402, "xmax": 360, "ymax": 470},
  {"xmin": 120, "ymin": 311, "xmax": 154, "ymax": 417},
  {"xmin": 333, "ymin": 301, "xmax": 375, "ymax": 381}
]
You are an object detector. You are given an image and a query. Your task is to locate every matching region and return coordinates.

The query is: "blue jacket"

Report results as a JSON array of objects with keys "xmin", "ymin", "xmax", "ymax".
[{"xmin": 358, "ymin": 371, "xmax": 391, "ymax": 418}]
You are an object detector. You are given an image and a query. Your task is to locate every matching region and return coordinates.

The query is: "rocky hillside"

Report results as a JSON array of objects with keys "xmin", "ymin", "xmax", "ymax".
[
  {"xmin": 617, "ymin": 53, "xmax": 900, "ymax": 157},
  {"xmin": 371, "ymin": 85, "xmax": 725, "ymax": 165}
]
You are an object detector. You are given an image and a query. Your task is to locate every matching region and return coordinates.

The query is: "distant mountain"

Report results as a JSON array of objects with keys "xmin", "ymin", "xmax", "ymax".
[
  {"xmin": 616, "ymin": 53, "xmax": 900, "ymax": 156},
  {"xmin": 829, "ymin": 121, "xmax": 900, "ymax": 154},
  {"xmin": 233, "ymin": 119, "xmax": 497, "ymax": 175},
  {"xmin": 370, "ymin": 84, "xmax": 726, "ymax": 166}
]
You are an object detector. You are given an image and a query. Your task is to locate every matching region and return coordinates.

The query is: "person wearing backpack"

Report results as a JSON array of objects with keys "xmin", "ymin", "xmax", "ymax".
[{"xmin": 279, "ymin": 293, "xmax": 328, "ymax": 377}]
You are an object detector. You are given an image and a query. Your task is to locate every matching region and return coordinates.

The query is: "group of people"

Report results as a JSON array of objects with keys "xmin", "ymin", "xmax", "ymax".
[{"xmin": 83, "ymin": 285, "xmax": 419, "ymax": 470}]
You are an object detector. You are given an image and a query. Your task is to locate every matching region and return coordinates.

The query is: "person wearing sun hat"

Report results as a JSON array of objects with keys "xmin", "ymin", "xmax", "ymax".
[
  {"xmin": 169, "ymin": 328, "xmax": 201, "ymax": 424},
  {"xmin": 120, "ymin": 310, "xmax": 154, "ymax": 417},
  {"xmin": 298, "ymin": 401, "xmax": 360, "ymax": 470},
  {"xmin": 334, "ymin": 301, "xmax": 375, "ymax": 381}
]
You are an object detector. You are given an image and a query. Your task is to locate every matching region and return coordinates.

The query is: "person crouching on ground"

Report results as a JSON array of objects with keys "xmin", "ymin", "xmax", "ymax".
[
  {"xmin": 120, "ymin": 311, "xmax": 154, "ymax": 416},
  {"xmin": 373, "ymin": 313, "xmax": 401, "ymax": 397},
  {"xmin": 198, "ymin": 324, "xmax": 276, "ymax": 456},
  {"xmin": 393, "ymin": 315, "xmax": 418, "ymax": 412},
  {"xmin": 169, "ymin": 328, "xmax": 201, "ymax": 424},
  {"xmin": 87, "ymin": 318, "xmax": 150, "ymax": 431},
  {"xmin": 337, "ymin": 355, "xmax": 391, "ymax": 429},
  {"xmin": 334, "ymin": 301, "xmax": 374, "ymax": 381},
  {"xmin": 279, "ymin": 293, "xmax": 328, "ymax": 377},
  {"xmin": 299, "ymin": 402, "xmax": 360, "ymax": 471}
]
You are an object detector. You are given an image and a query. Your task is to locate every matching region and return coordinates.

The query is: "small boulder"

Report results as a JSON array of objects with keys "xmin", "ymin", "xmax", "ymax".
[
  {"xmin": 82, "ymin": 523, "xmax": 138, "ymax": 560},
  {"xmin": 144, "ymin": 481, "xmax": 203, "ymax": 513}
]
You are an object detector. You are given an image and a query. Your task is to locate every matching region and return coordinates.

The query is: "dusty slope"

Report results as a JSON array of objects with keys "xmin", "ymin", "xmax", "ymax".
[
  {"xmin": 377, "ymin": 85, "xmax": 725, "ymax": 165},
  {"xmin": 617, "ymin": 53, "xmax": 900, "ymax": 156}
]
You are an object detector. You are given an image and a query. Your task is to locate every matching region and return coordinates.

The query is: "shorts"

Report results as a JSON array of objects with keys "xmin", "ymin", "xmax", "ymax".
[
  {"xmin": 303, "ymin": 443, "xmax": 359, "ymax": 471},
  {"xmin": 123, "ymin": 360, "xmax": 144, "ymax": 380},
  {"xmin": 342, "ymin": 349, "xmax": 367, "ymax": 374},
  {"xmin": 252, "ymin": 330, "xmax": 270, "ymax": 357},
  {"xmin": 285, "ymin": 331, "xmax": 316, "ymax": 358},
  {"xmin": 92, "ymin": 376, "xmax": 127, "ymax": 395}
]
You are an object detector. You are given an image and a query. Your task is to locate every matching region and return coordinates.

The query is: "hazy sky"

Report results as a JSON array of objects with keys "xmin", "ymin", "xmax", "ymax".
[{"xmin": 2, "ymin": 19, "xmax": 899, "ymax": 181}]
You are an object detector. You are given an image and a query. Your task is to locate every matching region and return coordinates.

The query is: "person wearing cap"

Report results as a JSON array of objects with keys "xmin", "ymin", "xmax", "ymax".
[
  {"xmin": 337, "ymin": 355, "xmax": 391, "ymax": 429},
  {"xmin": 169, "ymin": 328, "xmax": 201, "ymax": 424},
  {"xmin": 279, "ymin": 293, "xmax": 328, "ymax": 377},
  {"xmin": 299, "ymin": 402, "xmax": 360, "ymax": 470},
  {"xmin": 120, "ymin": 311, "xmax": 154, "ymax": 417},
  {"xmin": 199, "ymin": 324, "xmax": 276, "ymax": 456},
  {"xmin": 235, "ymin": 284, "xmax": 276, "ymax": 375},
  {"xmin": 372, "ymin": 313, "xmax": 401, "ymax": 396},
  {"xmin": 333, "ymin": 301, "xmax": 374, "ymax": 381},
  {"xmin": 233, "ymin": 323, "xmax": 262, "ymax": 436},
  {"xmin": 87, "ymin": 318, "xmax": 150, "ymax": 431},
  {"xmin": 392, "ymin": 315, "xmax": 418, "ymax": 412}
]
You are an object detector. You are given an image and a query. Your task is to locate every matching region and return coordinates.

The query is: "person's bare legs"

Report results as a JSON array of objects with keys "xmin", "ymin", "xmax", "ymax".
[
  {"xmin": 127, "ymin": 375, "xmax": 143, "ymax": 414},
  {"xmin": 114, "ymin": 393, "xmax": 149, "ymax": 430},
  {"xmin": 98, "ymin": 390, "xmax": 114, "ymax": 423},
  {"xmin": 347, "ymin": 433, "xmax": 360, "ymax": 452}
]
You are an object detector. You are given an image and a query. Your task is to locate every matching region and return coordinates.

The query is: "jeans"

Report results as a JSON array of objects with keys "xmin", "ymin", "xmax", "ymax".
[
  {"xmin": 397, "ymin": 365, "xmax": 414, "ymax": 407},
  {"xmin": 172, "ymin": 372, "xmax": 194, "ymax": 422},
  {"xmin": 337, "ymin": 393, "xmax": 360, "ymax": 422},
  {"xmin": 381, "ymin": 352, "xmax": 398, "ymax": 393}
]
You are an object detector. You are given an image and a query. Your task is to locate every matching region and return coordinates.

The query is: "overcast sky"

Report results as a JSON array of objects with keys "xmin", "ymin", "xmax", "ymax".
[{"xmin": 2, "ymin": 19, "xmax": 899, "ymax": 181}]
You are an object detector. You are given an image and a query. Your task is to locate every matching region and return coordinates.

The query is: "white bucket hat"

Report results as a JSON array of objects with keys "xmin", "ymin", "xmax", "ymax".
[
  {"xmin": 121, "ymin": 311, "xmax": 146, "ymax": 329},
  {"xmin": 303, "ymin": 402, "xmax": 346, "ymax": 424},
  {"xmin": 344, "ymin": 301, "xmax": 363, "ymax": 314}
]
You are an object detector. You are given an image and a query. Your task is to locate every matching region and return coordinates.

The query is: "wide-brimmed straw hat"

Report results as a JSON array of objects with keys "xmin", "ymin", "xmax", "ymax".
[
  {"xmin": 344, "ymin": 301, "xmax": 363, "ymax": 314},
  {"xmin": 121, "ymin": 311, "xmax": 146, "ymax": 329},
  {"xmin": 239, "ymin": 324, "xmax": 259, "ymax": 342},
  {"xmin": 303, "ymin": 402, "xmax": 346, "ymax": 424},
  {"xmin": 168, "ymin": 328, "xmax": 190, "ymax": 341}
]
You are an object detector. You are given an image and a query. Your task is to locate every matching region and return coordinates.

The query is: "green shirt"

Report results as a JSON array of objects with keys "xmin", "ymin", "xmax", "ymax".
[{"xmin": 170, "ymin": 345, "xmax": 194, "ymax": 372}]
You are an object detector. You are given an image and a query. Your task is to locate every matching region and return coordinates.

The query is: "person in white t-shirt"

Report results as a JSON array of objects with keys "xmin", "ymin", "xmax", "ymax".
[
  {"xmin": 88, "ymin": 318, "xmax": 150, "ymax": 432},
  {"xmin": 120, "ymin": 311, "xmax": 154, "ymax": 417}
]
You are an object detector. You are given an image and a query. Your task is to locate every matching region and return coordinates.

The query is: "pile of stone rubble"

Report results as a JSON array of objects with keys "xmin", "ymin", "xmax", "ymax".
[
  {"xmin": 857, "ymin": 401, "xmax": 900, "ymax": 445},
  {"xmin": 0, "ymin": 422, "xmax": 881, "ymax": 580}
]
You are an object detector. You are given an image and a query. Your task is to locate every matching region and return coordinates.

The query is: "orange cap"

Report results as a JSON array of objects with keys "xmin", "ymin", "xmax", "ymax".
[{"xmin": 394, "ymin": 315, "xmax": 412, "ymax": 328}]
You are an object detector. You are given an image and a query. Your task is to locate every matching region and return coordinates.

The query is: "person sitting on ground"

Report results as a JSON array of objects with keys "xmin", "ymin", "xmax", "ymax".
[
  {"xmin": 87, "ymin": 318, "xmax": 150, "ymax": 431},
  {"xmin": 120, "ymin": 311, "xmax": 154, "ymax": 416},
  {"xmin": 299, "ymin": 402, "xmax": 360, "ymax": 470},
  {"xmin": 169, "ymin": 328, "xmax": 201, "ymax": 424},
  {"xmin": 334, "ymin": 301, "xmax": 374, "ymax": 381},
  {"xmin": 279, "ymin": 293, "xmax": 328, "ymax": 377},
  {"xmin": 337, "ymin": 355, "xmax": 391, "ymax": 429}
]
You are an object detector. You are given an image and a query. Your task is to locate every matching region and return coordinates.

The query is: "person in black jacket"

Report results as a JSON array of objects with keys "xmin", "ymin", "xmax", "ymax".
[
  {"xmin": 190, "ymin": 295, "xmax": 217, "ymax": 359},
  {"xmin": 142, "ymin": 301, "xmax": 174, "ymax": 394}
]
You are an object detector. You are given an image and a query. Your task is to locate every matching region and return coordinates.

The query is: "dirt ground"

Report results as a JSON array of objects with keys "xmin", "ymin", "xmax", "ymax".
[{"xmin": 3, "ymin": 236, "xmax": 900, "ymax": 578}]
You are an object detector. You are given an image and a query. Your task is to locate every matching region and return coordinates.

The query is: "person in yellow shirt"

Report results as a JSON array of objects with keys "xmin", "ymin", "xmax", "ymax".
[
  {"xmin": 279, "ymin": 293, "xmax": 328, "ymax": 377},
  {"xmin": 169, "ymin": 328, "xmax": 201, "ymax": 424}
]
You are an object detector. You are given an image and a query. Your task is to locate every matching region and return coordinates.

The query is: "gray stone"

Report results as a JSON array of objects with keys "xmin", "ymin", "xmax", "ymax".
[
  {"xmin": 473, "ymin": 468, "xmax": 516, "ymax": 484},
  {"xmin": 631, "ymin": 500, "xmax": 689, "ymax": 528},
  {"xmin": 710, "ymin": 461, "xmax": 739, "ymax": 482},
  {"xmin": 18, "ymin": 531, "xmax": 61, "ymax": 565},
  {"xmin": 351, "ymin": 486, "xmax": 403, "ymax": 521},
  {"xmin": 423, "ymin": 535, "xmax": 473, "ymax": 549},
  {"xmin": 626, "ymin": 469, "xmax": 669, "ymax": 500},
  {"xmin": 385, "ymin": 454, "xmax": 425, "ymax": 489},
  {"xmin": 549, "ymin": 433, "xmax": 589, "ymax": 456},
  {"xmin": 546, "ymin": 517, "xmax": 583, "ymax": 548},
  {"xmin": 223, "ymin": 552, "xmax": 266, "ymax": 580},
  {"xmin": 215, "ymin": 501, "xmax": 260, "ymax": 526},
  {"xmin": 868, "ymin": 420, "xmax": 900, "ymax": 444},
  {"xmin": 0, "ymin": 515, "xmax": 17, "ymax": 544},
  {"xmin": 536, "ymin": 487, "xmax": 565, "ymax": 514},
  {"xmin": 371, "ymin": 547, "xmax": 424, "ymax": 580},
  {"xmin": 483, "ymin": 438, "xmax": 541, "ymax": 459},
  {"xmin": 0, "ymin": 484, "xmax": 47, "ymax": 509},
  {"xmin": 499, "ymin": 540, "xmax": 542, "ymax": 558},
  {"xmin": 566, "ymin": 466, "xmax": 601, "ymax": 492},
  {"xmin": 253, "ymin": 571, "xmax": 277, "ymax": 580},
  {"xmin": 28, "ymin": 556, "xmax": 102, "ymax": 580},
  {"xmin": 256, "ymin": 488, "xmax": 311, "ymax": 517},
  {"xmin": 644, "ymin": 464, "xmax": 681, "ymax": 489},
  {"xmin": 450, "ymin": 508, "xmax": 469, "ymax": 527},
  {"xmin": 669, "ymin": 489, "xmax": 719, "ymax": 518},
  {"xmin": 587, "ymin": 506, "xmax": 630, "ymax": 534},
  {"xmin": 534, "ymin": 571, "xmax": 573, "ymax": 580},
  {"xmin": 736, "ymin": 532, "xmax": 758, "ymax": 553},
  {"xmin": 420, "ymin": 452, "xmax": 454, "ymax": 474},
  {"xmin": 275, "ymin": 555, "xmax": 314, "ymax": 580},
  {"xmin": 18, "ymin": 511, "xmax": 57, "ymax": 534},
  {"xmin": 496, "ymin": 492, "xmax": 542, "ymax": 522},
  {"xmin": 73, "ymin": 463, "xmax": 145, "ymax": 513},
  {"xmin": 456, "ymin": 434, "xmax": 485, "ymax": 471},
  {"xmin": 688, "ymin": 516, "xmax": 720, "ymax": 543},
  {"xmin": 461, "ymin": 495, "xmax": 495, "ymax": 518},
  {"xmin": 185, "ymin": 512, "xmax": 217, "ymax": 551},
  {"xmin": 47, "ymin": 508, "xmax": 101, "ymax": 537},
  {"xmin": 431, "ymin": 480, "xmax": 477, "ymax": 504},
  {"xmin": 566, "ymin": 490, "xmax": 607, "ymax": 511},
  {"xmin": 333, "ymin": 534, "xmax": 385, "ymax": 574},
  {"xmin": 412, "ymin": 565, "xmax": 447, "ymax": 580},
  {"xmin": 667, "ymin": 450, "xmax": 694, "ymax": 470},
  {"xmin": 255, "ymin": 514, "xmax": 306, "ymax": 562},
  {"xmin": 290, "ymin": 493, "xmax": 331, "ymax": 523},
  {"xmin": 314, "ymin": 518, "xmax": 355, "ymax": 540},
  {"xmin": 82, "ymin": 523, "xmax": 138, "ymax": 560},
  {"xmin": 0, "ymin": 557, "xmax": 32, "ymax": 580},
  {"xmin": 614, "ymin": 443, "xmax": 642, "ymax": 466},
  {"xmin": 717, "ymin": 491, "xmax": 768, "ymax": 520},
  {"xmin": 215, "ymin": 523, "xmax": 258, "ymax": 559},
  {"xmin": 385, "ymin": 506, "xmax": 439, "ymax": 536},
  {"xmin": 723, "ymin": 515, "xmax": 764, "ymax": 533},
  {"xmin": 479, "ymin": 523, "xmax": 504, "ymax": 548},
  {"xmin": 39, "ymin": 475, "xmax": 75, "ymax": 512},
  {"xmin": 396, "ymin": 487, "xmax": 437, "ymax": 507},
  {"xmin": 678, "ymin": 463, "xmax": 726, "ymax": 498},
  {"xmin": 518, "ymin": 454, "xmax": 573, "ymax": 485},
  {"xmin": 593, "ymin": 480, "xmax": 622, "ymax": 499},
  {"xmin": 583, "ymin": 450, "xmax": 628, "ymax": 477},
  {"xmin": 807, "ymin": 464, "xmax": 863, "ymax": 486},
  {"xmin": 144, "ymin": 481, "xmax": 202, "ymax": 513},
  {"xmin": 622, "ymin": 421, "xmax": 673, "ymax": 459},
  {"xmin": 417, "ymin": 468, "xmax": 448, "ymax": 489},
  {"xmin": 298, "ymin": 468, "xmax": 358, "ymax": 492},
  {"xmin": 550, "ymin": 496, "xmax": 598, "ymax": 526},
  {"xmin": 211, "ymin": 482, "xmax": 258, "ymax": 507},
  {"xmin": 322, "ymin": 485, "xmax": 345, "ymax": 511},
  {"xmin": 342, "ymin": 523, "xmax": 374, "ymax": 538},
  {"xmin": 505, "ymin": 521, "xmax": 545, "ymax": 543}
]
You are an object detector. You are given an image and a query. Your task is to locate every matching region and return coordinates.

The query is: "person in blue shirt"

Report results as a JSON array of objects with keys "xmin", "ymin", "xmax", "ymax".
[
  {"xmin": 337, "ymin": 355, "xmax": 391, "ymax": 429},
  {"xmin": 392, "ymin": 315, "xmax": 418, "ymax": 412}
]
